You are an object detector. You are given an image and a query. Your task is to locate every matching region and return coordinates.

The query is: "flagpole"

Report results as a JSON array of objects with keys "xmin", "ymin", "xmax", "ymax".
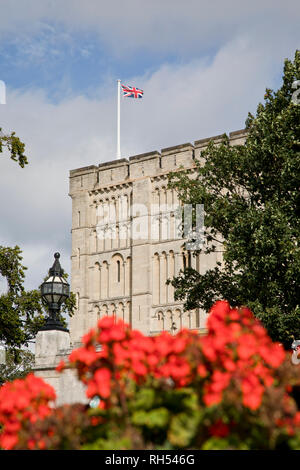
[{"xmin": 117, "ymin": 79, "xmax": 121, "ymax": 159}]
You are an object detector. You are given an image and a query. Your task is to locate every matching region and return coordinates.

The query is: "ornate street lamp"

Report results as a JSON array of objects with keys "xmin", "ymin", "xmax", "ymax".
[{"xmin": 40, "ymin": 252, "xmax": 70, "ymax": 331}]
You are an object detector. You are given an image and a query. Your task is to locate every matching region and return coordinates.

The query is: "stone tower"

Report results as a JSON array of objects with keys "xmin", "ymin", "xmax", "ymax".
[{"xmin": 68, "ymin": 129, "xmax": 247, "ymax": 345}]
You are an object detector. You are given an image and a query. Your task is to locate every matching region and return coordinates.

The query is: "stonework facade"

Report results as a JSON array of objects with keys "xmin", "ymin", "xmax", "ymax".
[
  {"xmin": 69, "ymin": 129, "xmax": 247, "ymax": 345},
  {"xmin": 34, "ymin": 128, "xmax": 247, "ymax": 404}
]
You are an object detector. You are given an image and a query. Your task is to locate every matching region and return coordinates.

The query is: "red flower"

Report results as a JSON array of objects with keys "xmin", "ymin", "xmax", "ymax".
[
  {"xmin": 223, "ymin": 359, "xmax": 236, "ymax": 372},
  {"xmin": 197, "ymin": 364, "xmax": 208, "ymax": 378},
  {"xmin": 109, "ymin": 325, "xmax": 126, "ymax": 341},
  {"xmin": 82, "ymin": 328, "xmax": 96, "ymax": 345},
  {"xmin": 242, "ymin": 375, "xmax": 264, "ymax": 410},
  {"xmin": 209, "ymin": 419, "xmax": 230, "ymax": 437},
  {"xmin": 38, "ymin": 439, "xmax": 46, "ymax": 450},
  {"xmin": 86, "ymin": 380, "xmax": 98, "ymax": 399},
  {"xmin": 94, "ymin": 368, "xmax": 111, "ymax": 398},
  {"xmin": 242, "ymin": 392, "xmax": 262, "ymax": 410},
  {"xmin": 91, "ymin": 416, "xmax": 101, "ymax": 426},
  {"xmin": 98, "ymin": 316, "xmax": 115, "ymax": 329},
  {"xmin": 132, "ymin": 361, "xmax": 148, "ymax": 376},
  {"xmin": 262, "ymin": 344, "xmax": 285, "ymax": 368},
  {"xmin": 1, "ymin": 434, "xmax": 18, "ymax": 450},
  {"xmin": 69, "ymin": 347, "xmax": 97, "ymax": 365},
  {"xmin": 27, "ymin": 439, "xmax": 36, "ymax": 450},
  {"xmin": 173, "ymin": 337, "xmax": 187, "ymax": 354},
  {"xmin": 210, "ymin": 370, "xmax": 231, "ymax": 393},
  {"xmin": 237, "ymin": 334, "xmax": 257, "ymax": 360},
  {"xmin": 203, "ymin": 389, "xmax": 222, "ymax": 406},
  {"xmin": 147, "ymin": 354, "xmax": 159, "ymax": 367},
  {"xmin": 0, "ymin": 374, "xmax": 56, "ymax": 450},
  {"xmin": 210, "ymin": 300, "xmax": 231, "ymax": 318}
]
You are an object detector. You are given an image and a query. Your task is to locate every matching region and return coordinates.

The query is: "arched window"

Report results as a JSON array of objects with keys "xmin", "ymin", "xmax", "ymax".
[
  {"xmin": 153, "ymin": 253, "xmax": 160, "ymax": 305},
  {"xmin": 101, "ymin": 304, "xmax": 108, "ymax": 317},
  {"xmin": 110, "ymin": 254, "xmax": 124, "ymax": 297},
  {"xmin": 94, "ymin": 262, "xmax": 101, "ymax": 300},
  {"xmin": 93, "ymin": 305, "xmax": 100, "ymax": 321},
  {"xmin": 110, "ymin": 304, "xmax": 117, "ymax": 323},
  {"xmin": 117, "ymin": 260, "xmax": 120, "ymax": 282},
  {"xmin": 126, "ymin": 257, "xmax": 132, "ymax": 296},
  {"xmin": 167, "ymin": 251, "xmax": 175, "ymax": 303},
  {"xmin": 188, "ymin": 251, "xmax": 192, "ymax": 268},
  {"xmin": 157, "ymin": 311, "xmax": 164, "ymax": 331},
  {"xmin": 183, "ymin": 253, "xmax": 186, "ymax": 270},
  {"xmin": 101, "ymin": 261, "xmax": 109, "ymax": 299},
  {"xmin": 166, "ymin": 310, "xmax": 173, "ymax": 332},
  {"xmin": 175, "ymin": 309, "xmax": 182, "ymax": 331},
  {"xmin": 117, "ymin": 302, "xmax": 124, "ymax": 321}
]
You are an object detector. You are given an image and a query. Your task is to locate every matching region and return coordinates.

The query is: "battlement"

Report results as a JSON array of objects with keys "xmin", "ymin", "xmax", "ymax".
[{"xmin": 69, "ymin": 128, "xmax": 247, "ymax": 194}]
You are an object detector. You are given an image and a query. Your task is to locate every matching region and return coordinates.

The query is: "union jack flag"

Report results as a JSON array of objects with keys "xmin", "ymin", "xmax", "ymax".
[{"xmin": 121, "ymin": 84, "xmax": 144, "ymax": 99}]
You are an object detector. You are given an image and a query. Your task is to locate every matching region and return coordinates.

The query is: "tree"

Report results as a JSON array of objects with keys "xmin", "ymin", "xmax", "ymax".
[
  {"xmin": 0, "ymin": 130, "xmax": 75, "ymax": 358},
  {"xmin": 0, "ymin": 127, "xmax": 28, "ymax": 168},
  {"xmin": 0, "ymin": 348, "xmax": 34, "ymax": 385},
  {"xmin": 168, "ymin": 50, "xmax": 300, "ymax": 348}
]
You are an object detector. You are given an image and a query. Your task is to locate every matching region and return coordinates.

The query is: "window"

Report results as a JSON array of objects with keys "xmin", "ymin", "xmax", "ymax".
[{"xmin": 117, "ymin": 260, "xmax": 120, "ymax": 282}]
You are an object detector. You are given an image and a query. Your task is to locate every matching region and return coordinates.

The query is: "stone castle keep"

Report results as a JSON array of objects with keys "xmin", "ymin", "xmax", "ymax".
[{"xmin": 34, "ymin": 128, "xmax": 247, "ymax": 404}]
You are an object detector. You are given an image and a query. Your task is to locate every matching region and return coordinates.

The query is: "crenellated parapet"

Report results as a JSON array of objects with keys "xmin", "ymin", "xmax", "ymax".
[{"xmin": 69, "ymin": 128, "xmax": 247, "ymax": 195}]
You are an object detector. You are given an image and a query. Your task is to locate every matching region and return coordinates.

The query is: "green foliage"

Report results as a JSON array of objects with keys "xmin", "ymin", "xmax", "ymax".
[
  {"xmin": 0, "ymin": 245, "xmax": 43, "ymax": 349},
  {"xmin": 0, "ymin": 349, "xmax": 34, "ymax": 385},
  {"xmin": 201, "ymin": 437, "xmax": 249, "ymax": 450},
  {"xmin": 0, "ymin": 128, "xmax": 28, "ymax": 168},
  {"xmin": 168, "ymin": 50, "xmax": 300, "ymax": 348},
  {"xmin": 129, "ymin": 386, "xmax": 200, "ymax": 448},
  {"xmin": 82, "ymin": 385, "xmax": 202, "ymax": 450},
  {"xmin": 82, "ymin": 405, "xmax": 146, "ymax": 450},
  {"xmin": 167, "ymin": 392, "xmax": 201, "ymax": 448}
]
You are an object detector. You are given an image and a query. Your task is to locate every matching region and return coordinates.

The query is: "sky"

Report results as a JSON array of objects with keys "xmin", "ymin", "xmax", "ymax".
[{"xmin": 0, "ymin": 0, "xmax": 299, "ymax": 298}]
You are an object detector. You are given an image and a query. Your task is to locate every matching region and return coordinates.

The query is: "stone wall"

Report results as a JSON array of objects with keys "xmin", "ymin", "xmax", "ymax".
[{"xmin": 34, "ymin": 330, "xmax": 87, "ymax": 406}]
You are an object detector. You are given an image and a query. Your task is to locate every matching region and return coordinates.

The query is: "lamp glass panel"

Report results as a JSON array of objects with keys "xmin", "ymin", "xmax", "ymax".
[
  {"xmin": 42, "ymin": 283, "xmax": 52, "ymax": 294},
  {"xmin": 52, "ymin": 294, "xmax": 62, "ymax": 303},
  {"xmin": 63, "ymin": 285, "xmax": 70, "ymax": 295},
  {"xmin": 44, "ymin": 293, "xmax": 53, "ymax": 303},
  {"xmin": 53, "ymin": 283, "xmax": 63, "ymax": 294}
]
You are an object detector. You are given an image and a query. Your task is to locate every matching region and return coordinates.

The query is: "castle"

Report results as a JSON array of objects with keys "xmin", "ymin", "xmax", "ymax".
[{"xmin": 34, "ymin": 128, "xmax": 247, "ymax": 404}]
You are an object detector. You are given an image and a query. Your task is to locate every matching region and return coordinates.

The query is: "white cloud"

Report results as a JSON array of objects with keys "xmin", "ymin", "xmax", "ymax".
[{"xmin": 0, "ymin": 0, "xmax": 299, "ymax": 59}]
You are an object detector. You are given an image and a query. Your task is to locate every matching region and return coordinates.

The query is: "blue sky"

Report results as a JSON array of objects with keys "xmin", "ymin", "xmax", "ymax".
[
  {"xmin": 0, "ymin": 0, "xmax": 299, "ymax": 306},
  {"xmin": 0, "ymin": 24, "xmax": 188, "ymax": 102}
]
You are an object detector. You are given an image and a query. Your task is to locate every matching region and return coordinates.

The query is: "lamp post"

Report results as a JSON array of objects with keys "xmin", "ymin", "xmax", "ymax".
[{"xmin": 40, "ymin": 252, "xmax": 70, "ymax": 332}]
